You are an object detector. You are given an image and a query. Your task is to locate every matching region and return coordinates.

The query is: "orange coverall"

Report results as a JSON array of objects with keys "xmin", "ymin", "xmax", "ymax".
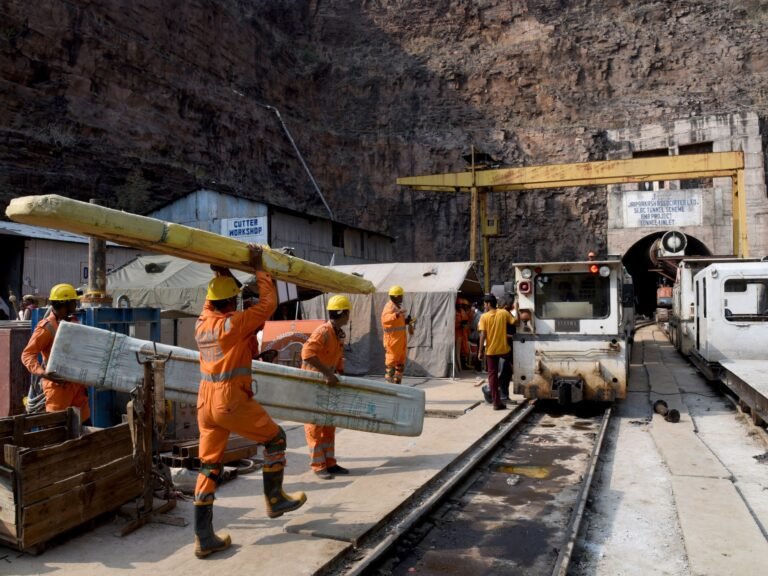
[
  {"xmin": 21, "ymin": 313, "xmax": 90, "ymax": 422},
  {"xmin": 381, "ymin": 300, "xmax": 408, "ymax": 383},
  {"xmin": 194, "ymin": 271, "xmax": 278, "ymax": 503},
  {"xmin": 455, "ymin": 305, "xmax": 470, "ymax": 362},
  {"xmin": 301, "ymin": 322, "xmax": 344, "ymax": 472}
]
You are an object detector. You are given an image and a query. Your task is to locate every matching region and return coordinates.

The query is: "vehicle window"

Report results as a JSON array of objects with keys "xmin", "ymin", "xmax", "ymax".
[
  {"xmin": 534, "ymin": 273, "xmax": 610, "ymax": 319},
  {"xmin": 723, "ymin": 278, "xmax": 768, "ymax": 322}
]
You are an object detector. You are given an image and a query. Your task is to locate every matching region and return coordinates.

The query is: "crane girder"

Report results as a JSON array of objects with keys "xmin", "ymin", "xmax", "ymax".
[
  {"xmin": 396, "ymin": 152, "xmax": 744, "ymax": 190},
  {"xmin": 397, "ymin": 150, "xmax": 749, "ymax": 290}
]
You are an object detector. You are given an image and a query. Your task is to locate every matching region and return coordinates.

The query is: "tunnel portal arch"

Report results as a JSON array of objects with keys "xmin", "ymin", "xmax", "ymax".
[{"xmin": 621, "ymin": 232, "xmax": 711, "ymax": 317}]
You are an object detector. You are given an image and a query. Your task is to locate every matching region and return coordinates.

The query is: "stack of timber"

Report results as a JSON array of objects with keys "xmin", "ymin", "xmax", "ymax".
[
  {"xmin": 0, "ymin": 409, "xmax": 140, "ymax": 552},
  {"xmin": 5, "ymin": 195, "xmax": 375, "ymax": 294},
  {"xmin": 48, "ymin": 322, "xmax": 425, "ymax": 437}
]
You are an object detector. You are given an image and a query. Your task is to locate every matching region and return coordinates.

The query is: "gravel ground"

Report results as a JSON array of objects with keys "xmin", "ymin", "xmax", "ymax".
[{"xmin": 569, "ymin": 325, "xmax": 768, "ymax": 576}]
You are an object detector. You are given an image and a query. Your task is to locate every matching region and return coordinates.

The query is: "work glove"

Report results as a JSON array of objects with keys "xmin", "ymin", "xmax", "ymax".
[{"xmin": 405, "ymin": 314, "xmax": 412, "ymax": 325}]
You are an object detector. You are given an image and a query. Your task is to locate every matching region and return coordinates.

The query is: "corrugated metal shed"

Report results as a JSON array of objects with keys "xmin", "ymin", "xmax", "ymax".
[
  {"xmin": 0, "ymin": 222, "xmax": 141, "ymax": 299},
  {"xmin": 149, "ymin": 189, "xmax": 394, "ymax": 266},
  {"xmin": 149, "ymin": 189, "xmax": 268, "ymax": 232}
]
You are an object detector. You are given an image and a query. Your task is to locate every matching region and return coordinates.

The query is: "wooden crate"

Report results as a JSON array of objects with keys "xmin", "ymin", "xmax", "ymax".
[{"xmin": 0, "ymin": 409, "xmax": 142, "ymax": 552}]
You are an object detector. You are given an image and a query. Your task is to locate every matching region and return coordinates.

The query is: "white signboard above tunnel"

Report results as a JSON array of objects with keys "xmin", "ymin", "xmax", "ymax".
[
  {"xmin": 622, "ymin": 190, "xmax": 703, "ymax": 228},
  {"xmin": 220, "ymin": 216, "xmax": 269, "ymax": 244}
]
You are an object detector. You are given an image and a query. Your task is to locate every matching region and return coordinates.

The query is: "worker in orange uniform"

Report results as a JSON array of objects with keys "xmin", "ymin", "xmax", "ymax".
[
  {"xmin": 193, "ymin": 245, "xmax": 306, "ymax": 559},
  {"xmin": 381, "ymin": 285, "xmax": 414, "ymax": 384},
  {"xmin": 21, "ymin": 283, "xmax": 90, "ymax": 423},
  {"xmin": 455, "ymin": 298, "xmax": 471, "ymax": 369},
  {"xmin": 477, "ymin": 293, "xmax": 517, "ymax": 410},
  {"xmin": 301, "ymin": 295, "xmax": 352, "ymax": 480}
]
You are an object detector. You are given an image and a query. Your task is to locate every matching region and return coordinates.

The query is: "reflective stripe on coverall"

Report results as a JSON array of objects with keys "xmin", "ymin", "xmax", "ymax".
[
  {"xmin": 194, "ymin": 271, "xmax": 278, "ymax": 503},
  {"xmin": 301, "ymin": 322, "xmax": 344, "ymax": 472},
  {"xmin": 381, "ymin": 300, "xmax": 407, "ymax": 383},
  {"xmin": 21, "ymin": 313, "xmax": 90, "ymax": 422}
]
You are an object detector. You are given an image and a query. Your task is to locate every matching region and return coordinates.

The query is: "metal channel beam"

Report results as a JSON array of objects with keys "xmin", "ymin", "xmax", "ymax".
[{"xmin": 397, "ymin": 152, "xmax": 743, "ymax": 191}]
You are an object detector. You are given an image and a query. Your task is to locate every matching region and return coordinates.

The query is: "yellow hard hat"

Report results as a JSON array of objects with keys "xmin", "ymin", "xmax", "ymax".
[
  {"xmin": 327, "ymin": 295, "xmax": 351, "ymax": 311},
  {"xmin": 49, "ymin": 283, "xmax": 78, "ymax": 302},
  {"xmin": 388, "ymin": 285, "xmax": 404, "ymax": 297},
  {"xmin": 207, "ymin": 277, "xmax": 239, "ymax": 301}
]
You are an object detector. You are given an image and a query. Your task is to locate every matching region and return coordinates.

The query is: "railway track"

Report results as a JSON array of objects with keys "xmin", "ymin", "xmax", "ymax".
[{"xmin": 325, "ymin": 402, "xmax": 611, "ymax": 576}]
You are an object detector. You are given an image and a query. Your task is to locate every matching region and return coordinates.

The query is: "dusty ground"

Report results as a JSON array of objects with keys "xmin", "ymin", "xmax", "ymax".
[{"xmin": 571, "ymin": 325, "xmax": 768, "ymax": 576}]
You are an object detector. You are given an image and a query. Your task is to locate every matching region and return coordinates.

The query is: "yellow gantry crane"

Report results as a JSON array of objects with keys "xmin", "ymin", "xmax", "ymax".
[{"xmin": 397, "ymin": 151, "xmax": 747, "ymax": 291}]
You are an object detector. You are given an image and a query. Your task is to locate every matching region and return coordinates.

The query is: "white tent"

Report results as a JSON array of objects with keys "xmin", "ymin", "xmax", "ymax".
[
  {"xmin": 301, "ymin": 262, "xmax": 482, "ymax": 378},
  {"xmin": 106, "ymin": 255, "xmax": 254, "ymax": 315}
]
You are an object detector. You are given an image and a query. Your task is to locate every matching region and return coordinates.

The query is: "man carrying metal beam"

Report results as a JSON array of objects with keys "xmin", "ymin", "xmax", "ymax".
[
  {"xmin": 193, "ymin": 245, "xmax": 306, "ymax": 559},
  {"xmin": 21, "ymin": 283, "xmax": 91, "ymax": 422},
  {"xmin": 301, "ymin": 295, "xmax": 352, "ymax": 479}
]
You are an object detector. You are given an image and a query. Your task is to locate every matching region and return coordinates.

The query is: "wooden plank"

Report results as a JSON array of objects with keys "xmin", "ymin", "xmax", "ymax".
[
  {"xmin": 21, "ymin": 467, "xmax": 142, "ymax": 547},
  {"xmin": 6, "ymin": 194, "xmax": 376, "ymax": 294},
  {"xmin": 0, "ymin": 427, "xmax": 69, "ymax": 449},
  {"xmin": 23, "ymin": 455, "xmax": 135, "ymax": 506},
  {"xmin": 0, "ymin": 410, "xmax": 70, "ymax": 436},
  {"xmin": 18, "ymin": 423, "xmax": 130, "ymax": 475},
  {"xmin": 0, "ymin": 427, "xmax": 70, "ymax": 467},
  {"xmin": 20, "ymin": 434, "xmax": 133, "ymax": 498},
  {"xmin": 3, "ymin": 445, "xmax": 20, "ymax": 470}
]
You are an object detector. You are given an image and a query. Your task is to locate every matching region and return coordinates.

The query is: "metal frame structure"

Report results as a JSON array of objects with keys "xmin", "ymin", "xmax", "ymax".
[{"xmin": 397, "ymin": 151, "xmax": 747, "ymax": 291}]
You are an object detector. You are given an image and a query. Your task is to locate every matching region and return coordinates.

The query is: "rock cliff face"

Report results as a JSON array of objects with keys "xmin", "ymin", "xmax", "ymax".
[{"xmin": 2, "ymin": 1, "xmax": 767, "ymax": 282}]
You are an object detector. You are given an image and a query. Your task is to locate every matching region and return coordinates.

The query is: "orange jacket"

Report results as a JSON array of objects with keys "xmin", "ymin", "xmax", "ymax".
[
  {"xmin": 21, "ymin": 312, "xmax": 77, "ymax": 385},
  {"xmin": 301, "ymin": 322, "xmax": 344, "ymax": 374},
  {"xmin": 195, "ymin": 272, "xmax": 277, "ymax": 391}
]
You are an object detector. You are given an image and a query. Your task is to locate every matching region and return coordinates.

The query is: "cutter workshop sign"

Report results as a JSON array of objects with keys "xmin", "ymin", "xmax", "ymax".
[
  {"xmin": 623, "ymin": 190, "xmax": 703, "ymax": 228},
  {"xmin": 220, "ymin": 216, "xmax": 269, "ymax": 244}
]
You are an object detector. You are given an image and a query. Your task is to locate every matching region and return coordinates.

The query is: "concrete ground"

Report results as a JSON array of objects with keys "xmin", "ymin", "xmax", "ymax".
[
  {"xmin": 4, "ymin": 327, "xmax": 767, "ymax": 575},
  {"xmin": 571, "ymin": 325, "xmax": 768, "ymax": 576},
  {"xmin": 2, "ymin": 373, "xmax": 510, "ymax": 575}
]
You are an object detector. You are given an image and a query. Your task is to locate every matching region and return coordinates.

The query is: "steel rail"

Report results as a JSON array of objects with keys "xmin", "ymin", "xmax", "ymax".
[
  {"xmin": 341, "ymin": 400, "xmax": 537, "ymax": 576},
  {"xmin": 552, "ymin": 406, "xmax": 613, "ymax": 576}
]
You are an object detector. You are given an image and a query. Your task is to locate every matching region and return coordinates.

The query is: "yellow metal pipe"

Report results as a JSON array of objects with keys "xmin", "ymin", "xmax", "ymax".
[{"xmin": 6, "ymin": 195, "xmax": 376, "ymax": 294}]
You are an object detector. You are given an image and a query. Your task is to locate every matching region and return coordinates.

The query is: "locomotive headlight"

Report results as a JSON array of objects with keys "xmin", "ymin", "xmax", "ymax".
[
  {"xmin": 518, "ymin": 280, "xmax": 532, "ymax": 294},
  {"xmin": 521, "ymin": 267, "xmax": 533, "ymax": 279},
  {"xmin": 599, "ymin": 265, "xmax": 611, "ymax": 278}
]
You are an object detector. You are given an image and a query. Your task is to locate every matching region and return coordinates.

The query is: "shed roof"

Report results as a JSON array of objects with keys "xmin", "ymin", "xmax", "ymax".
[{"xmin": 0, "ymin": 221, "xmax": 126, "ymax": 247}]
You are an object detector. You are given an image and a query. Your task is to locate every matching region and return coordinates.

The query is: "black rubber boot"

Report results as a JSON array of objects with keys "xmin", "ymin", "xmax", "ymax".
[
  {"xmin": 194, "ymin": 504, "xmax": 231, "ymax": 559},
  {"xmin": 263, "ymin": 465, "xmax": 307, "ymax": 518}
]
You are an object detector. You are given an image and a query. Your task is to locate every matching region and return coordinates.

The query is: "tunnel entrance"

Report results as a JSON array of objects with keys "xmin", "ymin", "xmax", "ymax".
[{"xmin": 622, "ymin": 233, "xmax": 711, "ymax": 317}]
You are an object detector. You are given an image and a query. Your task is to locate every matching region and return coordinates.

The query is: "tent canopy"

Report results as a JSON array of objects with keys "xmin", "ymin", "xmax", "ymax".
[
  {"xmin": 301, "ymin": 261, "xmax": 482, "ymax": 378},
  {"xmin": 106, "ymin": 255, "xmax": 255, "ymax": 316}
]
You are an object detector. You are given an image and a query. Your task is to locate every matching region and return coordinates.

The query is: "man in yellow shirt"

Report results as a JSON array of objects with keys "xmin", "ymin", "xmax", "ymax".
[{"xmin": 477, "ymin": 293, "xmax": 516, "ymax": 410}]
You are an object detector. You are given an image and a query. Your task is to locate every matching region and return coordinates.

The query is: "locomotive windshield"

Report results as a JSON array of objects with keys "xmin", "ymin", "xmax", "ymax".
[
  {"xmin": 723, "ymin": 278, "xmax": 768, "ymax": 322},
  {"xmin": 534, "ymin": 273, "xmax": 611, "ymax": 319}
]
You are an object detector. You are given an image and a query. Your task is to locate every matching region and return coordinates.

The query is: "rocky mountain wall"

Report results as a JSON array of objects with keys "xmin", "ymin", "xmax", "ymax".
[{"xmin": 2, "ymin": 0, "xmax": 768, "ymax": 283}]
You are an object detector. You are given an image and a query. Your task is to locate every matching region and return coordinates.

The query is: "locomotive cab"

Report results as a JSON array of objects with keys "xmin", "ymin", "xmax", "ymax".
[{"xmin": 512, "ymin": 260, "xmax": 629, "ymax": 404}]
